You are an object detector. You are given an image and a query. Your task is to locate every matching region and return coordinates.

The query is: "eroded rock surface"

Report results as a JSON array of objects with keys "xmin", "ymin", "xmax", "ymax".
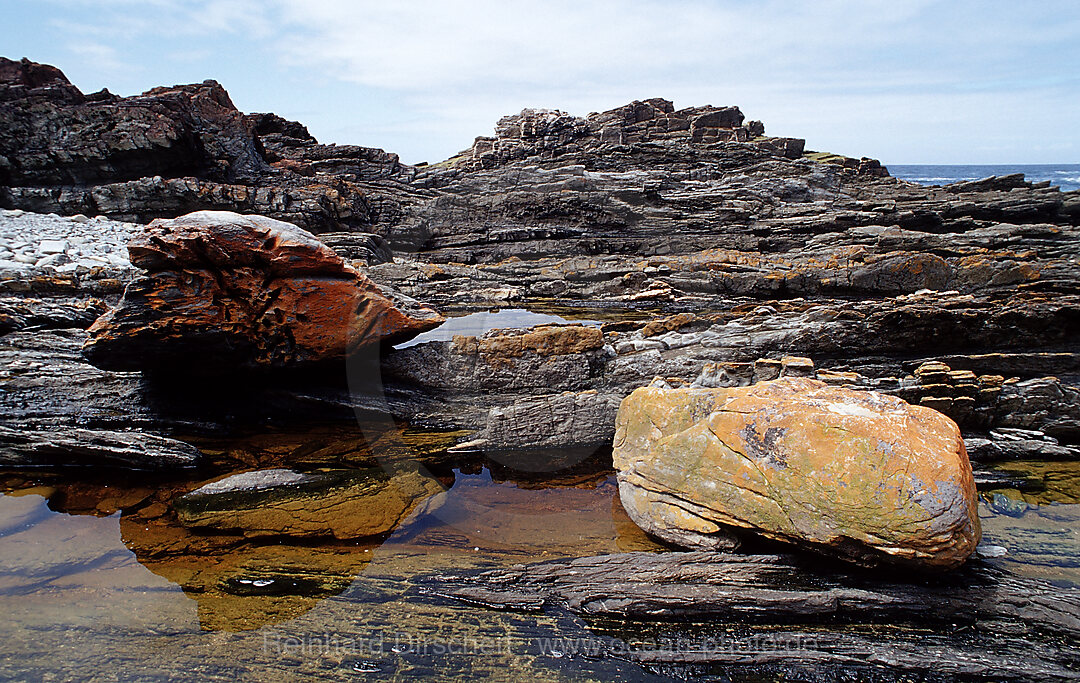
[
  {"xmin": 2, "ymin": 58, "xmax": 1078, "ymax": 474},
  {"xmin": 0, "ymin": 57, "xmax": 421, "ymax": 235},
  {"xmin": 0, "ymin": 425, "xmax": 200, "ymax": 469},
  {"xmin": 82, "ymin": 211, "xmax": 443, "ymax": 372},
  {"xmin": 613, "ymin": 378, "xmax": 980, "ymax": 568},
  {"xmin": 384, "ymin": 291, "xmax": 1080, "ymax": 456},
  {"xmin": 421, "ymin": 551, "xmax": 1080, "ymax": 682}
]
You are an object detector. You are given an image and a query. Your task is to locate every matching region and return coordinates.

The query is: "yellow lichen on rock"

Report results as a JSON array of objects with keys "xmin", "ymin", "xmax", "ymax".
[{"xmin": 614, "ymin": 377, "xmax": 981, "ymax": 569}]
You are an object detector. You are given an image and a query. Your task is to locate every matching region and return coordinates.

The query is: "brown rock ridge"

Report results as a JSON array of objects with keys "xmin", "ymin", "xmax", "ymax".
[{"xmin": 450, "ymin": 98, "xmax": 806, "ymax": 170}]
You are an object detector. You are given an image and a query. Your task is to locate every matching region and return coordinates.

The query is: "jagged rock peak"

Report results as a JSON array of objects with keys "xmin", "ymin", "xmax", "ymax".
[
  {"xmin": 0, "ymin": 57, "xmax": 71, "ymax": 89},
  {"xmin": 457, "ymin": 97, "xmax": 781, "ymax": 169},
  {"xmin": 0, "ymin": 57, "xmax": 412, "ymax": 232},
  {"xmin": 0, "ymin": 56, "xmax": 88, "ymax": 104}
]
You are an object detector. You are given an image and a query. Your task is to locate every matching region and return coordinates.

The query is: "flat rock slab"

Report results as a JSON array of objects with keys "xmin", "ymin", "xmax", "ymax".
[
  {"xmin": 0, "ymin": 425, "xmax": 201, "ymax": 469},
  {"xmin": 419, "ymin": 551, "xmax": 1080, "ymax": 681}
]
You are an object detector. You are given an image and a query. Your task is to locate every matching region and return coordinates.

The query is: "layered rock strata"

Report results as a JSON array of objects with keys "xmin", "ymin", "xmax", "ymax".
[
  {"xmin": 422, "ymin": 551, "xmax": 1080, "ymax": 682},
  {"xmin": 0, "ymin": 57, "xmax": 423, "ymax": 235}
]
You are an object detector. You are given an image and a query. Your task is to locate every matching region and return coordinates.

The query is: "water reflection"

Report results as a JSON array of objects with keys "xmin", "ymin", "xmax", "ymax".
[
  {"xmin": 1, "ymin": 442, "xmax": 1078, "ymax": 679},
  {"xmin": 978, "ymin": 459, "xmax": 1080, "ymax": 585},
  {"xmin": 119, "ymin": 466, "xmax": 446, "ymax": 631},
  {"xmin": 0, "ymin": 444, "xmax": 659, "ymax": 638}
]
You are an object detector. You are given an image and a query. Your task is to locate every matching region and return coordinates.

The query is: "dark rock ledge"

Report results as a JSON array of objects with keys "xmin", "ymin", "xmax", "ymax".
[{"xmin": 418, "ymin": 551, "xmax": 1080, "ymax": 681}]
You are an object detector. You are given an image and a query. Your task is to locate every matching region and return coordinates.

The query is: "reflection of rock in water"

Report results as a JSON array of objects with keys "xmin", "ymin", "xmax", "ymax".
[
  {"xmin": 174, "ymin": 466, "xmax": 444, "ymax": 540},
  {"xmin": 124, "ymin": 530, "xmax": 379, "ymax": 632},
  {"xmin": 115, "ymin": 466, "xmax": 445, "ymax": 632},
  {"xmin": 188, "ymin": 423, "xmax": 469, "ymax": 470}
]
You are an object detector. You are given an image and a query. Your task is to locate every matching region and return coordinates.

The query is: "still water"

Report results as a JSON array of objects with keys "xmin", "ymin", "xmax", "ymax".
[{"xmin": 0, "ymin": 423, "xmax": 1076, "ymax": 680}]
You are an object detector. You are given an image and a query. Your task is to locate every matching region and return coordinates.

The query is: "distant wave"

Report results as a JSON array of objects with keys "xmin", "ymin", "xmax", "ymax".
[
  {"xmin": 889, "ymin": 165, "xmax": 1080, "ymax": 192},
  {"xmin": 905, "ymin": 176, "xmax": 970, "ymax": 182}
]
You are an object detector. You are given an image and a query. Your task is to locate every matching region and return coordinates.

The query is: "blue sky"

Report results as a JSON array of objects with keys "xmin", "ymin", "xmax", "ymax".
[{"xmin": 3, "ymin": 0, "xmax": 1078, "ymax": 165}]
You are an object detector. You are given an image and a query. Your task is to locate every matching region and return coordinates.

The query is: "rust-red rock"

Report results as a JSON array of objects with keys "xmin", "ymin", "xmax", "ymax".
[{"xmin": 82, "ymin": 211, "xmax": 443, "ymax": 371}]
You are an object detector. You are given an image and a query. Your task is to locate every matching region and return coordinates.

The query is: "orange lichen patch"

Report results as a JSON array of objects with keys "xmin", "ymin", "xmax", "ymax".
[
  {"xmin": 269, "ymin": 158, "xmax": 312, "ymax": 176},
  {"xmin": 421, "ymin": 263, "xmax": 449, "ymax": 279},
  {"xmin": 823, "ymin": 246, "xmax": 871, "ymax": 268},
  {"xmin": 1017, "ymin": 263, "xmax": 1042, "ymax": 280},
  {"xmin": 614, "ymin": 378, "xmax": 981, "ymax": 569},
  {"xmin": 879, "ymin": 251, "xmax": 949, "ymax": 276},
  {"xmin": 452, "ymin": 324, "xmax": 604, "ymax": 360},
  {"xmin": 641, "ymin": 312, "xmax": 696, "ymax": 337}
]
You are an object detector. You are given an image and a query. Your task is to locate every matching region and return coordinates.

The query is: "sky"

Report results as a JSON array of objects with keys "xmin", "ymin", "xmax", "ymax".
[{"xmin": 3, "ymin": 0, "xmax": 1078, "ymax": 165}]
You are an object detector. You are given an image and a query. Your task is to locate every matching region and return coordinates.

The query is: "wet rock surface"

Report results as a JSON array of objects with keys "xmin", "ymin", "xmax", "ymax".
[
  {"xmin": 0, "ymin": 425, "xmax": 200, "ymax": 469},
  {"xmin": 175, "ymin": 466, "xmax": 443, "ymax": 540},
  {"xmin": 421, "ymin": 551, "xmax": 1080, "ymax": 682}
]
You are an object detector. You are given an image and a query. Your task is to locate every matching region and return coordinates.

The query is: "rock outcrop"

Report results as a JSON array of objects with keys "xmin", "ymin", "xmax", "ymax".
[
  {"xmin": 612, "ymin": 378, "xmax": 981, "ymax": 568},
  {"xmin": 452, "ymin": 99, "xmax": 798, "ymax": 170},
  {"xmin": 2, "ymin": 57, "xmax": 1078, "ymax": 471},
  {"xmin": 0, "ymin": 57, "xmax": 422, "ymax": 235},
  {"xmin": 0, "ymin": 424, "xmax": 200, "ymax": 469},
  {"xmin": 422, "ymin": 551, "xmax": 1080, "ymax": 682},
  {"xmin": 82, "ymin": 211, "xmax": 443, "ymax": 372},
  {"xmin": 0, "ymin": 56, "xmax": 1077, "ymax": 680},
  {"xmin": 383, "ymin": 289, "xmax": 1080, "ymax": 456}
]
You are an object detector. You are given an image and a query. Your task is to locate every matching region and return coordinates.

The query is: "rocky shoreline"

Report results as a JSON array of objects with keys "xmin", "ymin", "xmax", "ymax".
[{"xmin": 2, "ymin": 56, "xmax": 1079, "ymax": 679}]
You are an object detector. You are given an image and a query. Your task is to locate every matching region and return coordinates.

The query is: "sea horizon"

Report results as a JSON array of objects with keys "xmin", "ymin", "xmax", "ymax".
[{"xmin": 889, "ymin": 163, "xmax": 1080, "ymax": 192}]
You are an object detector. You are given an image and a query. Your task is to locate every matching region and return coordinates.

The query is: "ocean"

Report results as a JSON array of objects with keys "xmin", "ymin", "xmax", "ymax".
[{"xmin": 889, "ymin": 164, "xmax": 1080, "ymax": 192}]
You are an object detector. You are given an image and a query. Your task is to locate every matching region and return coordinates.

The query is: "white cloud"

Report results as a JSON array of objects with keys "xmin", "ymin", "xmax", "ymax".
[
  {"xmin": 67, "ymin": 41, "xmax": 128, "ymax": 74},
  {"xmin": 29, "ymin": 0, "xmax": 1080, "ymax": 162}
]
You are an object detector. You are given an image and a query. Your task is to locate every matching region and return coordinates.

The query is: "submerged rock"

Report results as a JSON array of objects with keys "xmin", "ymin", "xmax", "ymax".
[
  {"xmin": 613, "ymin": 377, "xmax": 981, "ymax": 569},
  {"xmin": 174, "ymin": 466, "xmax": 443, "ymax": 539},
  {"xmin": 82, "ymin": 211, "xmax": 443, "ymax": 372}
]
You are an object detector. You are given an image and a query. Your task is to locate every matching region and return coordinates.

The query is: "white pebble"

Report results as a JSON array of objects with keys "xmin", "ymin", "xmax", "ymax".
[{"xmin": 39, "ymin": 239, "xmax": 68, "ymax": 254}]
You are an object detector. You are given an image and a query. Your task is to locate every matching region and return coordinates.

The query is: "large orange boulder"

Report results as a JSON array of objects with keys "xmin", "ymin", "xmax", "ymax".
[
  {"xmin": 614, "ymin": 377, "xmax": 980, "ymax": 569},
  {"xmin": 82, "ymin": 211, "xmax": 443, "ymax": 371}
]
